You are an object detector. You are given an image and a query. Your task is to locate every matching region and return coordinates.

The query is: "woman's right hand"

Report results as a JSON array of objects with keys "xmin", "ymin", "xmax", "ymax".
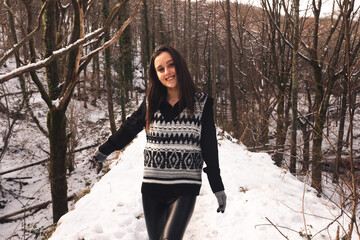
[{"xmin": 89, "ymin": 149, "xmax": 107, "ymax": 173}]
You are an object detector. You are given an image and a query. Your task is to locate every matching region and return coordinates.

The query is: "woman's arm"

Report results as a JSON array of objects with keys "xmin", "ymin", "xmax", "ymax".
[
  {"xmin": 200, "ymin": 96, "xmax": 225, "ymax": 193},
  {"xmin": 98, "ymin": 98, "xmax": 146, "ymax": 156}
]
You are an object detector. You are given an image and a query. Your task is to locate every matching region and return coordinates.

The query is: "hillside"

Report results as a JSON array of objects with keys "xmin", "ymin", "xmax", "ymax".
[{"xmin": 49, "ymin": 129, "xmax": 350, "ymax": 240}]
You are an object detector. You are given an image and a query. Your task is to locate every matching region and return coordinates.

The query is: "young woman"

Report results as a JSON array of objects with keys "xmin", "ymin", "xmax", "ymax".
[{"xmin": 92, "ymin": 45, "xmax": 226, "ymax": 240}]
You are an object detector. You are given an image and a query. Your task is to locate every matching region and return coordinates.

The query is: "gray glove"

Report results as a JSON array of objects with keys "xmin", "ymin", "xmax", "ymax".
[
  {"xmin": 90, "ymin": 148, "xmax": 107, "ymax": 173},
  {"xmin": 215, "ymin": 190, "xmax": 227, "ymax": 213}
]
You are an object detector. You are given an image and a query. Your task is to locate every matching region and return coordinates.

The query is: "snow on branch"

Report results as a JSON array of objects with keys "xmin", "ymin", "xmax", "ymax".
[
  {"xmin": 0, "ymin": 0, "xmax": 49, "ymax": 67},
  {"xmin": 0, "ymin": 0, "xmax": 131, "ymax": 84},
  {"xmin": 59, "ymin": 0, "xmax": 143, "ymax": 109},
  {"xmin": 0, "ymin": 28, "xmax": 102, "ymax": 84}
]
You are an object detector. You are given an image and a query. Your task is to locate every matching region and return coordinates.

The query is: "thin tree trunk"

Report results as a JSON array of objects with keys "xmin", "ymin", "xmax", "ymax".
[
  {"xmin": 44, "ymin": 0, "xmax": 60, "ymax": 100},
  {"xmin": 83, "ymin": 64, "xmax": 88, "ymax": 108},
  {"xmin": 172, "ymin": 0, "xmax": 178, "ymax": 48},
  {"xmin": 211, "ymin": 2, "xmax": 217, "ymax": 123},
  {"xmin": 118, "ymin": 0, "xmax": 132, "ymax": 121},
  {"xmin": 150, "ymin": 0, "xmax": 155, "ymax": 53},
  {"xmin": 20, "ymin": 0, "xmax": 49, "ymax": 137},
  {"xmin": 311, "ymin": 71, "xmax": 325, "ymax": 194},
  {"xmin": 186, "ymin": 0, "xmax": 191, "ymax": 74},
  {"xmin": 194, "ymin": 0, "xmax": 199, "ymax": 84},
  {"xmin": 300, "ymin": 121, "xmax": 311, "ymax": 173},
  {"xmin": 343, "ymin": 2, "xmax": 357, "ymax": 237},
  {"xmin": 290, "ymin": 0, "xmax": 299, "ymax": 174},
  {"xmin": 333, "ymin": 81, "xmax": 347, "ymax": 183},
  {"xmin": 91, "ymin": 53, "xmax": 100, "ymax": 107},
  {"xmin": 225, "ymin": 0, "xmax": 239, "ymax": 137},
  {"xmin": 103, "ymin": 0, "xmax": 116, "ymax": 134},
  {"xmin": 142, "ymin": 0, "xmax": 150, "ymax": 91}
]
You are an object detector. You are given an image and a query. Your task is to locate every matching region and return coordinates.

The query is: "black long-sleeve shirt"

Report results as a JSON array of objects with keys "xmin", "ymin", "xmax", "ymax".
[{"xmin": 99, "ymin": 95, "xmax": 224, "ymax": 196}]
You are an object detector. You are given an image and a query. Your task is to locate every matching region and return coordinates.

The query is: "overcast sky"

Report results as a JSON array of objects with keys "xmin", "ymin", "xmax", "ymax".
[{"xmin": 239, "ymin": 0, "xmax": 359, "ymax": 17}]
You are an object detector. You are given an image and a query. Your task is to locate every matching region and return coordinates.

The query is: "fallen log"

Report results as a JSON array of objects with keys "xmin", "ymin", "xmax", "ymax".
[
  {"xmin": 0, "ymin": 158, "xmax": 48, "ymax": 175},
  {"xmin": 0, "ymin": 194, "xmax": 76, "ymax": 223}
]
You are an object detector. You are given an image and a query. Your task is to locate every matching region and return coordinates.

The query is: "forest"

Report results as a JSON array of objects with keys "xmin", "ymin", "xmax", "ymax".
[{"xmin": 0, "ymin": 0, "xmax": 360, "ymax": 239}]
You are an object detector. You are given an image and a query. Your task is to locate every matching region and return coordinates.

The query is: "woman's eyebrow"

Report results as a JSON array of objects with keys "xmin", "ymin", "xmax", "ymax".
[{"xmin": 156, "ymin": 59, "xmax": 173, "ymax": 69}]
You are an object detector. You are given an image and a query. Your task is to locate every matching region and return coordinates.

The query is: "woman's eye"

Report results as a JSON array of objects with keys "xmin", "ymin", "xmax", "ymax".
[
  {"xmin": 169, "ymin": 63, "xmax": 175, "ymax": 67},
  {"xmin": 157, "ymin": 68, "xmax": 164, "ymax": 72}
]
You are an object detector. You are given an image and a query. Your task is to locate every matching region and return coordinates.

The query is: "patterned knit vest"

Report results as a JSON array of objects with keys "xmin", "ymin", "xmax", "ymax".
[{"xmin": 143, "ymin": 92, "xmax": 208, "ymax": 186}]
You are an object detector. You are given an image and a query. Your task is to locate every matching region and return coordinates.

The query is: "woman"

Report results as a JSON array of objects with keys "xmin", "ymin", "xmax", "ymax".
[{"xmin": 92, "ymin": 45, "xmax": 226, "ymax": 240}]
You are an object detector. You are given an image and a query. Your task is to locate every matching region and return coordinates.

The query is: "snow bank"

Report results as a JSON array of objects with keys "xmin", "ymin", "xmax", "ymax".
[{"xmin": 50, "ymin": 130, "xmax": 348, "ymax": 240}]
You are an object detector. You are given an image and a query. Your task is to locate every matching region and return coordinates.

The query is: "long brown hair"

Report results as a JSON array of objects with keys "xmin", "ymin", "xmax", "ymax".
[{"xmin": 146, "ymin": 45, "xmax": 200, "ymax": 131}]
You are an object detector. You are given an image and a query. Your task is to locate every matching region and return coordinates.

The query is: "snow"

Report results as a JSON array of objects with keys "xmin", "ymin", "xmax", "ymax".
[{"xmin": 49, "ymin": 130, "xmax": 350, "ymax": 240}]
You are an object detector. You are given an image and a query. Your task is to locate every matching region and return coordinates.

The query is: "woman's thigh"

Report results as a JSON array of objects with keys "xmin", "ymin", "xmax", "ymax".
[
  {"xmin": 142, "ymin": 195, "xmax": 168, "ymax": 240},
  {"xmin": 161, "ymin": 195, "xmax": 197, "ymax": 240}
]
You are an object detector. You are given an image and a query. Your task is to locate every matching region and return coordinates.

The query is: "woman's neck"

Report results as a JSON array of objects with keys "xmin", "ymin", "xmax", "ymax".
[{"xmin": 166, "ymin": 88, "xmax": 180, "ymax": 107}]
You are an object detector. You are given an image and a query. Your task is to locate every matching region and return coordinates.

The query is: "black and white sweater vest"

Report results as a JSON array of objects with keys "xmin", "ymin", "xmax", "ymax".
[{"xmin": 143, "ymin": 92, "xmax": 208, "ymax": 187}]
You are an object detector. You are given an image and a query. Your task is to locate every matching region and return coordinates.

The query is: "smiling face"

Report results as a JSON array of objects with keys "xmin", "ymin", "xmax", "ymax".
[{"xmin": 154, "ymin": 51, "xmax": 179, "ymax": 91}]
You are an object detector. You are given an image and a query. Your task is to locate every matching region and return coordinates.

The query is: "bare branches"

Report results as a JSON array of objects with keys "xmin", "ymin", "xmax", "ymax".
[
  {"xmin": 265, "ymin": 217, "xmax": 290, "ymax": 240},
  {"xmin": 0, "ymin": 0, "xmax": 139, "ymax": 85},
  {"xmin": 59, "ymin": 0, "xmax": 143, "ymax": 110},
  {"xmin": 0, "ymin": 0, "xmax": 49, "ymax": 67},
  {"xmin": 78, "ymin": 0, "xmax": 143, "ymax": 72},
  {"xmin": 0, "ymin": 28, "xmax": 101, "ymax": 84}
]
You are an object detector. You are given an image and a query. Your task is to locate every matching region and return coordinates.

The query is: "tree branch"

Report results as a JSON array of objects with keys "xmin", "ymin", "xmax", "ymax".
[
  {"xmin": 60, "ymin": 0, "xmax": 143, "ymax": 110},
  {"xmin": 78, "ymin": 0, "xmax": 143, "ymax": 70},
  {"xmin": 0, "ymin": 0, "xmax": 49, "ymax": 67},
  {"xmin": 0, "ymin": 0, "xmax": 129, "ymax": 84}
]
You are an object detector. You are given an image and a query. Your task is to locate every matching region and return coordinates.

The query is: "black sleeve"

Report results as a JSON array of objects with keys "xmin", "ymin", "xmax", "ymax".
[
  {"xmin": 201, "ymin": 96, "xmax": 225, "ymax": 193},
  {"xmin": 99, "ymin": 98, "xmax": 146, "ymax": 156}
]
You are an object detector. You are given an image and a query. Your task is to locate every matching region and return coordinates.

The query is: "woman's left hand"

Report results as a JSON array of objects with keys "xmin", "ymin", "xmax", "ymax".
[{"xmin": 215, "ymin": 190, "xmax": 227, "ymax": 213}]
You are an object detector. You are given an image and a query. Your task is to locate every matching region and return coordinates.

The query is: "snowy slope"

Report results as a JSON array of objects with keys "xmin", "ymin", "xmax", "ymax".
[{"xmin": 49, "ymin": 130, "xmax": 349, "ymax": 240}]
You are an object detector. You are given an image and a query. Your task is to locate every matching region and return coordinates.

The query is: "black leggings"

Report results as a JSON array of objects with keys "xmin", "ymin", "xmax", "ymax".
[{"xmin": 142, "ymin": 194, "xmax": 197, "ymax": 240}]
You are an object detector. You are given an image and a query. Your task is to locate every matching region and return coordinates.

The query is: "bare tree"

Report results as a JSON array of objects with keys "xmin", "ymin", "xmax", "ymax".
[
  {"xmin": 225, "ymin": 0, "xmax": 239, "ymax": 137},
  {"xmin": 261, "ymin": 0, "xmax": 292, "ymax": 164},
  {"xmin": 290, "ymin": 0, "xmax": 300, "ymax": 173},
  {"xmin": 0, "ymin": 0, "xmax": 143, "ymax": 223}
]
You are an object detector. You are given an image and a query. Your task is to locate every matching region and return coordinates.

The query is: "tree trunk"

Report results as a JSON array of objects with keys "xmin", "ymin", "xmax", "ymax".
[
  {"xmin": 274, "ymin": 91, "xmax": 285, "ymax": 166},
  {"xmin": 300, "ymin": 121, "xmax": 311, "ymax": 173},
  {"xmin": 158, "ymin": 7, "xmax": 166, "ymax": 45},
  {"xmin": 150, "ymin": 0, "xmax": 155, "ymax": 53},
  {"xmin": 225, "ymin": 0, "xmax": 239, "ymax": 137},
  {"xmin": 211, "ymin": 3, "xmax": 217, "ymax": 123},
  {"xmin": 90, "ymin": 19, "xmax": 100, "ymax": 107},
  {"xmin": 103, "ymin": 0, "xmax": 116, "ymax": 134},
  {"xmin": 290, "ymin": 0, "xmax": 299, "ymax": 174},
  {"xmin": 83, "ymin": 65, "xmax": 88, "ymax": 109},
  {"xmin": 44, "ymin": 0, "xmax": 60, "ymax": 100},
  {"xmin": 311, "ymin": 68, "xmax": 325, "ymax": 194},
  {"xmin": 43, "ymin": 0, "xmax": 69, "ymax": 223},
  {"xmin": 118, "ymin": 0, "xmax": 132, "ymax": 121},
  {"xmin": 47, "ymin": 107, "xmax": 68, "ymax": 223},
  {"xmin": 172, "ymin": 0, "xmax": 178, "ymax": 48},
  {"xmin": 333, "ymin": 81, "xmax": 347, "ymax": 183},
  {"xmin": 142, "ymin": 0, "xmax": 150, "ymax": 91},
  {"xmin": 194, "ymin": 0, "xmax": 199, "ymax": 85},
  {"xmin": 186, "ymin": 0, "xmax": 191, "ymax": 74}
]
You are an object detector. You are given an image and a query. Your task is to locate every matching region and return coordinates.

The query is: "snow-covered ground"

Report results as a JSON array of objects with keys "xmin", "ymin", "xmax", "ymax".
[{"xmin": 48, "ymin": 129, "xmax": 352, "ymax": 240}]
